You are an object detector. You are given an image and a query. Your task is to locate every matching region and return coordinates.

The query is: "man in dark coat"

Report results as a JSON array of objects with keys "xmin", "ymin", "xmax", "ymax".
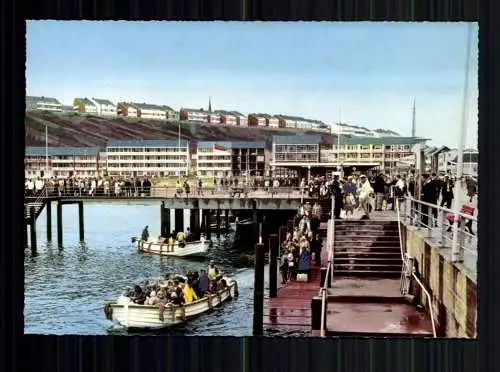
[{"xmin": 440, "ymin": 175, "xmax": 454, "ymax": 209}]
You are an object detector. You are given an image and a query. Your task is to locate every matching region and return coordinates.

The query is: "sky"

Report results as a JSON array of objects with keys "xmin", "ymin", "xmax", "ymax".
[{"xmin": 26, "ymin": 21, "xmax": 478, "ymax": 148}]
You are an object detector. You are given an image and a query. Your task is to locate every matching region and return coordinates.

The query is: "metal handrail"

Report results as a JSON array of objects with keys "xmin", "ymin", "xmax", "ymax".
[
  {"xmin": 24, "ymin": 186, "xmax": 48, "ymax": 215},
  {"xmin": 319, "ymin": 196, "xmax": 335, "ymax": 337},
  {"xmin": 395, "ymin": 198, "xmax": 437, "ymax": 338},
  {"xmin": 404, "ymin": 196, "xmax": 477, "ymax": 222},
  {"xmin": 32, "ymin": 183, "xmax": 314, "ymax": 199}
]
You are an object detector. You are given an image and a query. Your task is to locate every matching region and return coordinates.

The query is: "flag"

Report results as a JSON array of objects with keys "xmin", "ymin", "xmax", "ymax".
[{"xmin": 213, "ymin": 143, "xmax": 230, "ymax": 152}]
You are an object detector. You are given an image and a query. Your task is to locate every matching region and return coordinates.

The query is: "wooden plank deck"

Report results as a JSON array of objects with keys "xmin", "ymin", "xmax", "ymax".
[{"xmin": 263, "ymin": 239, "xmax": 329, "ymax": 335}]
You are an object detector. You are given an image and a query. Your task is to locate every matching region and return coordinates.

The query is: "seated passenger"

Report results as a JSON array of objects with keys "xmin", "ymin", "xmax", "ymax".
[{"xmin": 183, "ymin": 282, "xmax": 198, "ymax": 304}]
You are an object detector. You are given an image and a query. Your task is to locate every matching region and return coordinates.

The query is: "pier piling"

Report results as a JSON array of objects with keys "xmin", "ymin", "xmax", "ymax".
[
  {"xmin": 46, "ymin": 201, "xmax": 52, "ymax": 241},
  {"xmin": 320, "ymin": 267, "xmax": 332, "ymax": 288},
  {"xmin": 174, "ymin": 209, "xmax": 184, "ymax": 234},
  {"xmin": 57, "ymin": 201, "xmax": 63, "ymax": 247},
  {"xmin": 269, "ymin": 234, "xmax": 279, "ymax": 298},
  {"xmin": 78, "ymin": 201, "xmax": 84, "ymax": 241},
  {"xmin": 311, "ymin": 296, "xmax": 326, "ymax": 331},
  {"xmin": 191, "ymin": 208, "xmax": 200, "ymax": 239},
  {"xmin": 253, "ymin": 242, "xmax": 265, "ymax": 336},
  {"xmin": 24, "ymin": 223, "xmax": 28, "ymax": 247},
  {"xmin": 216, "ymin": 209, "xmax": 221, "ymax": 237},
  {"xmin": 224, "ymin": 210, "xmax": 230, "ymax": 232},
  {"xmin": 30, "ymin": 206, "xmax": 37, "ymax": 255}
]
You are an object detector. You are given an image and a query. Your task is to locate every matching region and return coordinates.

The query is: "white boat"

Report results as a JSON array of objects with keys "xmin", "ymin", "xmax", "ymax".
[
  {"xmin": 135, "ymin": 235, "xmax": 211, "ymax": 257},
  {"xmin": 104, "ymin": 278, "xmax": 239, "ymax": 329},
  {"xmin": 229, "ymin": 218, "xmax": 253, "ymax": 231}
]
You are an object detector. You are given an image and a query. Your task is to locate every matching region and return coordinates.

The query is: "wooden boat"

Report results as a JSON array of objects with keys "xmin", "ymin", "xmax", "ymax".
[
  {"xmin": 229, "ymin": 217, "xmax": 253, "ymax": 231},
  {"xmin": 134, "ymin": 235, "xmax": 211, "ymax": 257},
  {"xmin": 104, "ymin": 277, "xmax": 239, "ymax": 329}
]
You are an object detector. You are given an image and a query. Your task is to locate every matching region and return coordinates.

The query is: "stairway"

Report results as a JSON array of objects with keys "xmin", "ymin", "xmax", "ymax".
[
  {"xmin": 333, "ymin": 220, "xmax": 402, "ymax": 277},
  {"xmin": 24, "ymin": 201, "xmax": 46, "ymax": 220},
  {"xmin": 317, "ymin": 197, "xmax": 333, "ymax": 223}
]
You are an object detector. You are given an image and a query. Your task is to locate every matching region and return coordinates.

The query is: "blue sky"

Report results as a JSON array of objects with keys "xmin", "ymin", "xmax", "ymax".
[{"xmin": 26, "ymin": 21, "xmax": 478, "ymax": 148}]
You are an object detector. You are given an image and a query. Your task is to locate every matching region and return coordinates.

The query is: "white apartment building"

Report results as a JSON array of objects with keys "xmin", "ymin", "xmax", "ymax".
[
  {"xmin": 25, "ymin": 147, "xmax": 101, "ymax": 178},
  {"xmin": 106, "ymin": 139, "xmax": 189, "ymax": 177},
  {"xmin": 73, "ymin": 98, "xmax": 98, "ymax": 115},
  {"xmin": 180, "ymin": 108, "xmax": 209, "ymax": 123},
  {"xmin": 234, "ymin": 112, "xmax": 248, "ymax": 127},
  {"xmin": 133, "ymin": 103, "xmax": 168, "ymax": 120},
  {"xmin": 208, "ymin": 113, "xmax": 221, "ymax": 125},
  {"xmin": 117, "ymin": 102, "xmax": 139, "ymax": 117},
  {"xmin": 91, "ymin": 98, "xmax": 117, "ymax": 116},
  {"xmin": 26, "ymin": 96, "xmax": 63, "ymax": 112},
  {"xmin": 267, "ymin": 116, "xmax": 280, "ymax": 128},
  {"xmin": 196, "ymin": 141, "xmax": 232, "ymax": 177}
]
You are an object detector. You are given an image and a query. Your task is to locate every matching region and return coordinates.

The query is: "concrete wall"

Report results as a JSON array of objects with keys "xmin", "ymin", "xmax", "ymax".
[{"xmin": 402, "ymin": 224, "xmax": 477, "ymax": 338}]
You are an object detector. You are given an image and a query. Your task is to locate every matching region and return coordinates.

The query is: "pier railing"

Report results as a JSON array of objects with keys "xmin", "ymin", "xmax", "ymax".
[
  {"xmin": 36, "ymin": 185, "xmax": 310, "ymax": 200},
  {"xmin": 402, "ymin": 197, "xmax": 477, "ymax": 263},
  {"xmin": 396, "ymin": 199, "xmax": 437, "ymax": 338},
  {"xmin": 319, "ymin": 197, "xmax": 335, "ymax": 337}
]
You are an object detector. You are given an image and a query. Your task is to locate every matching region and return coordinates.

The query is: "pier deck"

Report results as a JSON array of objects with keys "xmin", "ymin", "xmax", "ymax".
[{"xmin": 263, "ymin": 240, "xmax": 329, "ymax": 335}]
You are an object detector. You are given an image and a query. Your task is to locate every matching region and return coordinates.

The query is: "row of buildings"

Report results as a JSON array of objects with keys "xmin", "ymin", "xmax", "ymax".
[
  {"xmin": 24, "ymin": 135, "xmax": 478, "ymax": 179},
  {"xmin": 26, "ymin": 95, "xmax": 402, "ymax": 137}
]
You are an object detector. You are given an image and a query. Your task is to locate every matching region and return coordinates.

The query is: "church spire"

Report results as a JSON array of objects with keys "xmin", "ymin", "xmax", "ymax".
[{"xmin": 208, "ymin": 97, "xmax": 212, "ymax": 113}]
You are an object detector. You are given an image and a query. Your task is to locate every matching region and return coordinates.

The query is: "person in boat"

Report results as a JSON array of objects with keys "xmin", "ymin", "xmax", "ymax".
[
  {"xmin": 207, "ymin": 261, "xmax": 219, "ymax": 280},
  {"xmin": 146, "ymin": 290, "xmax": 160, "ymax": 305},
  {"xmin": 185, "ymin": 227, "xmax": 191, "ymax": 242},
  {"xmin": 141, "ymin": 226, "xmax": 149, "ymax": 242},
  {"xmin": 169, "ymin": 290, "xmax": 184, "ymax": 306},
  {"xmin": 183, "ymin": 282, "xmax": 198, "ymax": 304},
  {"xmin": 197, "ymin": 269, "xmax": 210, "ymax": 297},
  {"xmin": 176, "ymin": 230, "xmax": 186, "ymax": 247},
  {"xmin": 132, "ymin": 285, "xmax": 147, "ymax": 305}
]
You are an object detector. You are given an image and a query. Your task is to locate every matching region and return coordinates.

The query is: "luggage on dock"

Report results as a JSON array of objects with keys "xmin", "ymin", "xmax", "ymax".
[{"xmin": 297, "ymin": 273, "xmax": 308, "ymax": 282}]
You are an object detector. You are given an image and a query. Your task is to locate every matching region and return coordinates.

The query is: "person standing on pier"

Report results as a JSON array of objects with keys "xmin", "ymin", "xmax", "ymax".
[
  {"xmin": 420, "ymin": 174, "xmax": 434, "ymax": 227},
  {"xmin": 197, "ymin": 178, "xmax": 204, "ymax": 196},
  {"xmin": 440, "ymin": 175, "xmax": 454, "ymax": 209},
  {"xmin": 331, "ymin": 175, "xmax": 343, "ymax": 219},
  {"xmin": 343, "ymin": 176, "xmax": 357, "ymax": 218},
  {"xmin": 358, "ymin": 175, "xmax": 374, "ymax": 219}
]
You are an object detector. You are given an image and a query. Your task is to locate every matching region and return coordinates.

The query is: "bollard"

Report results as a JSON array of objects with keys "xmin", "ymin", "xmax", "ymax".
[
  {"xmin": 253, "ymin": 242, "xmax": 265, "ymax": 335},
  {"xmin": 311, "ymin": 296, "xmax": 326, "ymax": 331},
  {"xmin": 268, "ymin": 234, "xmax": 279, "ymax": 298},
  {"xmin": 320, "ymin": 267, "xmax": 332, "ymax": 288}
]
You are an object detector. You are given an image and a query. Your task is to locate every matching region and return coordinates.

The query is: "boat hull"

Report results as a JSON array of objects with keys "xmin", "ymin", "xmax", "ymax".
[
  {"xmin": 107, "ymin": 279, "xmax": 238, "ymax": 329},
  {"xmin": 137, "ymin": 238, "xmax": 210, "ymax": 257}
]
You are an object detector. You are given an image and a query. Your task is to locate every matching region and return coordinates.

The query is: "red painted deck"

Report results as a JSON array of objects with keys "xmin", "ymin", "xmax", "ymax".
[
  {"xmin": 325, "ymin": 277, "xmax": 434, "ymax": 337},
  {"xmin": 263, "ymin": 244, "xmax": 328, "ymax": 334}
]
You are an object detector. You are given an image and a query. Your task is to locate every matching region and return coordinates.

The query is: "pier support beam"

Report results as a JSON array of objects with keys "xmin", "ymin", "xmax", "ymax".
[
  {"xmin": 46, "ymin": 201, "xmax": 52, "ymax": 241},
  {"xmin": 30, "ymin": 206, "xmax": 37, "ymax": 255},
  {"xmin": 190, "ymin": 209, "xmax": 200, "ymax": 239},
  {"xmin": 224, "ymin": 210, "xmax": 230, "ymax": 232},
  {"xmin": 24, "ymin": 222, "xmax": 28, "ymax": 247},
  {"xmin": 162, "ymin": 206, "xmax": 171, "ymax": 237},
  {"xmin": 269, "ymin": 234, "xmax": 279, "ymax": 298},
  {"xmin": 78, "ymin": 202, "xmax": 84, "ymax": 241},
  {"xmin": 175, "ymin": 209, "xmax": 184, "ymax": 234},
  {"xmin": 311, "ymin": 296, "xmax": 326, "ymax": 331},
  {"xmin": 57, "ymin": 201, "xmax": 63, "ymax": 247},
  {"xmin": 216, "ymin": 209, "xmax": 221, "ymax": 237},
  {"xmin": 203, "ymin": 210, "xmax": 211, "ymax": 239},
  {"xmin": 320, "ymin": 267, "xmax": 332, "ymax": 288},
  {"xmin": 253, "ymin": 242, "xmax": 265, "ymax": 336}
]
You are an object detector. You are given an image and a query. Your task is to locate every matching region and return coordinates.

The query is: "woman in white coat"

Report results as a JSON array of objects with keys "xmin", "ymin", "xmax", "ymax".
[{"xmin": 358, "ymin": 175, "xmax": 374, "ymax": 219}]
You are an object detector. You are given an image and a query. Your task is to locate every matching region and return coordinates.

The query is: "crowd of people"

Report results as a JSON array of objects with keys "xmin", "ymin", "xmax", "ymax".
[
  {"xmin": 279, "ymin": 201, "xmax": 323, "ymax": 284},
  {"xmin": 25, "ymin": 176, "xmax": 153, "ymax": 197},
  {"xmin": 123, "ymin": 261, "xmax": 226, "ymax": 307}
]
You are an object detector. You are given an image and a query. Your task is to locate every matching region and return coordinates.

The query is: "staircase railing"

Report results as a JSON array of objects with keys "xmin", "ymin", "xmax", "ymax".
[
  {"xmin": 395, "ymin": 199, "xmax": 437, "ymax": 338},
  {"xmin": 25, "ymin": 186, "xmax": 48, "ymax": 218},
  {"xmin": 319, "ymin": 196, "xmax": 335, "ymax": 337}
]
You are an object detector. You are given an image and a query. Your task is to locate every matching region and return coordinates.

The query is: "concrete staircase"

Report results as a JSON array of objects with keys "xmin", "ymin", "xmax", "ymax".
[{"xmin": 333, "ymin": 220, "xmax": 402, "ymax": 277}]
